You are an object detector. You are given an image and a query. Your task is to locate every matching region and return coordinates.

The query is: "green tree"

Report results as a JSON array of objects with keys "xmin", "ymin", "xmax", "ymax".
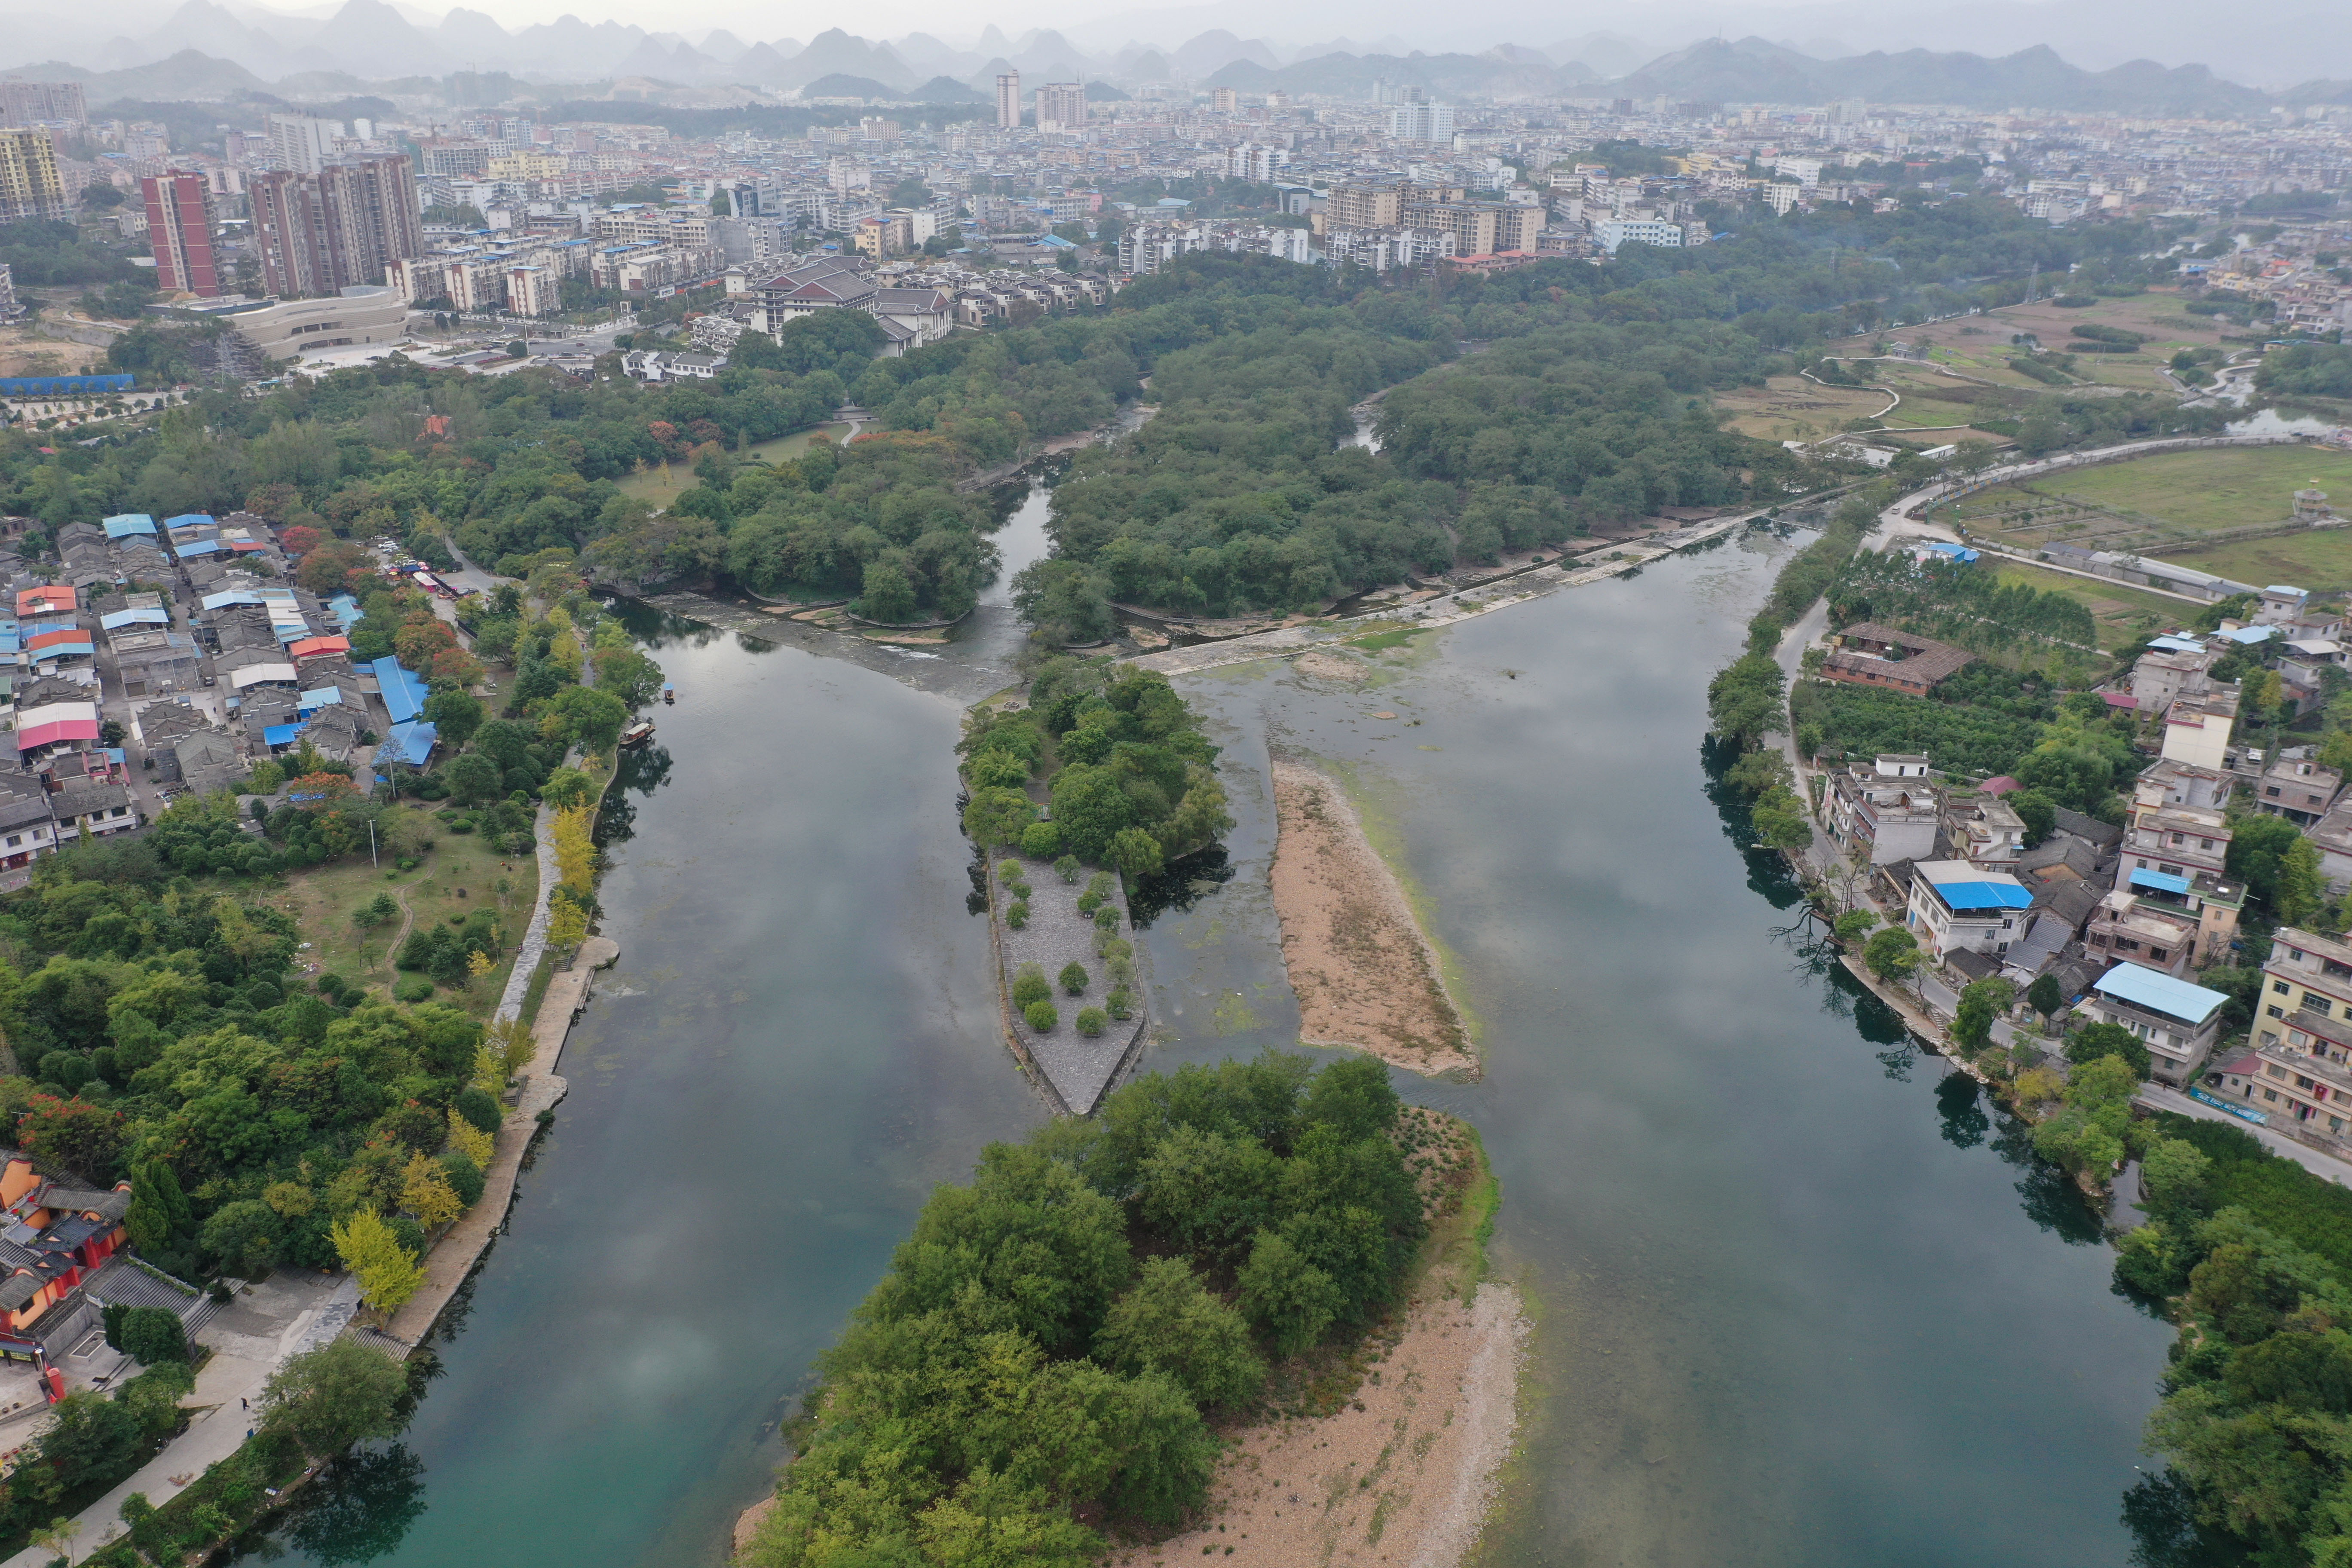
[
  {"xmin": 2065, "ymin": 1020, "xmax": 2153, "ymax": 1080},
  {"xmin": 1833, "ymin": 909, "xmax": 1877, "ymax": 945},
  {"xmin": 1707, "ymin": 654, "xmax": 1786, "ymax": 749},
  {"xmin": 963, "ymin": 786, "xmax": 1036, "ymax": 848},
  {"xmin": 421, "ymin": 687, "xmax": 483, "ymax": 747},
  {"xmin": 260, "ymin": 1338, "xmax": 412, "ymax": 1458},
  {"xmin": 2282, "ymin": 836, "xmax": 2327, "ymax": 929},
  {"xmin": 1094, "ymin": 1256, "xmax": 1266, "ymax": 1407},
  {"xmin": 442, "ymin": 752, "xmax": 502, "ymax": 807},
  {"xmin": 2026, "ymin": 972, "xmax": 2063, "ymax": 1017},
  {"xmin": 117, "ymin": 1305, "xmax": 188, "ymax": 1366},
  {"xmin": 2140, "ymin": 1136, "xmax": 2214, "ymax": 1222},
  {"xmin": 1048, "ymin": 767, "xmax": 1134, "ymax": 862},
  {"xmin": 2008, "ymin": 788, "xmax": 2057, "ymax": 847},
  {"xmin": 1952, "ymin": 977, "xmax": 2014, "ymax": 1056},
  {"xmin": 1864, "ymin": 926, "xmax": 1921, "ymax": 984},
  {"xmin": 1058, "ymin": 962, "xmax": 1090, "ymax": 995},
  {"xmin": 1237, "ymin": 1229, "xmax": 1344, "ymax": 1357},
  {"xmin": 543, "ymin": 684, "xmax": 629, "ymax": 754}
]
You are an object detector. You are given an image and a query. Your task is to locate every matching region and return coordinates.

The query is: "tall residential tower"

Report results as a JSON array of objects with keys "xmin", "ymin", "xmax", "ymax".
[
  {"xmin": 141, "ymin": 170, "xmax": 221, "ymax": 297},
  {"xmin": 995, "ymin": 71, "xmax": 1021, "ymax": 129}
]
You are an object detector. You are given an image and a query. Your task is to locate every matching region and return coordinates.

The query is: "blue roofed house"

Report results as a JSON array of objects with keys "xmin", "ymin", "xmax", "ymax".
[
  {"xmin": 1904, "ymin": 860, "xmax": 2033, "ymax": 962},
  {"xmin": 2079, "ymin": 961, "xmax": 2230, "ymax": 1088}
]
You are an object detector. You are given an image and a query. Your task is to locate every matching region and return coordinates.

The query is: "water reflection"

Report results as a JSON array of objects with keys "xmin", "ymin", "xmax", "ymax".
[
  {"xmin": 231, "ymin": 1446, "xmax": 429, "ymax": 1567},
  {"xmin": 1125, "ymin": 844, "xmax": 1236, "ymax": 928},
  {"xmin": 1937, "ymin": 1074, "xmax": 1991, "ymax": 1150}
]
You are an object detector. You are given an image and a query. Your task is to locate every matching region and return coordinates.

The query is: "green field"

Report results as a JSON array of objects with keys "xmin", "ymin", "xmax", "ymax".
[
  {"xmin": 616, "ymin": 421, "xmax": 850, "ymax": 506},
  {"xmin": 2019, "ymin": 446, "xmax": 2352, "ymax": 533},
  {"xmin": 1990, "ymin": 560, "xmax": 2193, "ymax": 650}
]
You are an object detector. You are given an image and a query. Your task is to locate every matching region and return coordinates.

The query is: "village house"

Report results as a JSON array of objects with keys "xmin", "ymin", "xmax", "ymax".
[
  {"xmin": 2118, "ymin": 800, "xmax": 2233, "ymax": 886},
  {"xmin": 2225, "ymin": 926, "xmax": 2352, "ymax": 1144},
  {"xmin": 2076, "ymin": 962, "xmax": 2230, "ymax": 1088},
  {"xmin": 2251, "ymin": 753, "xmax": 2343, "ymax": 827},
  {"xmin": 1825, "ymin": 754, "xmax": 1942, "ymax": 866},
  {"xmin": 2160, "ymin": 685, "xmax": 2241, "ymax": 772},
  {"xmin": 1817, "ymin": 623, "xmax": 1975, "ymax": 697},
  {"xmin": 1904, "ymin": 860, "xmax": 2033, "ymax": 961},
  {"xmin": 1946, "ymin": 793, "xmax": 2028, "ymax": 866}
]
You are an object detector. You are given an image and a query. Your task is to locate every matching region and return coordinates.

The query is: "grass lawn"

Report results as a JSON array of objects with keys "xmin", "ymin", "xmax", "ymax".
[
  {"xmin": 615, "ymin": 422, "xmax": 850, "ymax": 507},
  {"xmin": 1989, "ymin": 561, "xmax": 2195, "ymax": 650},
  {"xmin": 272, "ymin": 803, "xmax": 539, "ymax": 1013},
  {"xmin": 2013, "ymin": 446, "xmax": 2352, "ymax": 533}
]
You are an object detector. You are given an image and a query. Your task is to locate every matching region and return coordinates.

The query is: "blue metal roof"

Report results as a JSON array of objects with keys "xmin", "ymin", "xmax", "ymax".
[
  {"xmin": 174, "ymin": 539, "xmax": 221, "ymax": 558},
  {"xmin": 262, "ymin": 723, "xmax": 304, "ymax": 747},
  {"xmin": 102, "ymin": 513, "xmax": 156, "ymax": 539},
  {"xmin": 2219, "ymin": 625, "xmax": 2278, "ymax": 643},
  {"xmin": 2093, "ymin": 962, "xmax": 2227, "ymax": 1026},
  {"xmin": 327, "ymin": 594, "xmax": 362, "ymax": 630},
  {"xmin": 2149, "ymin": 635, "xmax": 2205, "ymax": 653},
  {"xmin": 2131, "ymin": 868, "xmax": 2193, "ymax": 895},
  {"xmin": 1925, "ymin": 542, "xmax": 1980, "ymax": 562},
  {"xmin": 297, "ymin": 686, "xmax": 341, "ymax": 710},
  {"xmin": 165, "ymin": 514, "xmax": 215, "ymax": 533},
  {"xmin": 98, "ymin": 607, "xmax": 168, "ymax": 631},
  {"xmin": 371, "ymin": 656, "xmax": 429, "ymax": 723},
  {"xmin": 381, "ymin": 720, "xmax": 438, "ymax": 766},
  {"xmin": 1920, "ymin": 876, "xmax": 2034, "ymax": 912},
  {"xmin": 2267, "ymin": 585, "xmax": 2307, "ymax": 597}
]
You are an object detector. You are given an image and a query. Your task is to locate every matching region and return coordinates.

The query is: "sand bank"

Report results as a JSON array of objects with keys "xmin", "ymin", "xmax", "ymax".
[{"xmin": 1268, "ymin": 762, "xmax": 1476, "ymax": 1078}]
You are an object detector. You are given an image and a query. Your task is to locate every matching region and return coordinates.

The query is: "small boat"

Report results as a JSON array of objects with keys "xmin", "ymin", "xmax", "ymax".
[
  {"xmin": 662, "ymin": 684, "xmax": 675, "ymax": 705},
  {"xmin": 619, "ymin": 719, "xmax": 655, "ymax": 749}
]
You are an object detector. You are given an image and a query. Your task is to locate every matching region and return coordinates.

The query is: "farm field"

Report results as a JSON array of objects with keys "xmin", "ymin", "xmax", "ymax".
[
  {"xmin": 1712, "ymin": 375, "xmax": 1891, "ymax": 441},
  {"xmin": 2004, "ymin": 446, "xmax": 2352, "ymax": 532},
  {"xmin": 275, "ymin": 802, "xmax": 538, "ymax": 1012},
  {"xmin": 616, "ymin": 421, "xmax": 850, "ymax": 506},
  {"xmin": 1988, "ymin": 560, "xmax": 2197, "ymax": 650}
]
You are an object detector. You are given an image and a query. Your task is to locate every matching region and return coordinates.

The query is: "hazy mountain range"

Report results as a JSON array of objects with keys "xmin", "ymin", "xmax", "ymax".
[{"xmin": 7, "ymin": 0, "xmax": 2352, "ymax": 114}]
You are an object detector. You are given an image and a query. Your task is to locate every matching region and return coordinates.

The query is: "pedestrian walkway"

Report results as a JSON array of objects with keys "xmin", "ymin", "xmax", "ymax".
[{"xmin": 0, "ymin": 1274, "xmax": 357, "ymax": 1567}]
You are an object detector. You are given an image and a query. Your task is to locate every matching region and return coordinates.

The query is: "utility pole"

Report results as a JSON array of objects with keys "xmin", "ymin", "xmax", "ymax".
[{"xmin": 369, "ymin": 818, "xmax": 378, "ymax": 870}]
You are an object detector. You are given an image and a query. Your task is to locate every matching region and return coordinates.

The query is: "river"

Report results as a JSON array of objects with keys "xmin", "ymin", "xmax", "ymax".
[{"xmin": 231, "ymin": 520, "xmax": 2179, "ymax": 1568}]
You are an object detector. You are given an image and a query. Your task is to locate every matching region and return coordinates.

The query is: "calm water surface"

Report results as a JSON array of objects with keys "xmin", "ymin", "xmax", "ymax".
[{"xmin": 238, "ymin": 531, "xmax": 2174, "ymax": 1568}]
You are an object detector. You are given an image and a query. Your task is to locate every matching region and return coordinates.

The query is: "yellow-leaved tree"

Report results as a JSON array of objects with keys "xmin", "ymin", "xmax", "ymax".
[
  {"xmin": 446, "ymin": 1107, "xmax": 495, "ymax": 1168},
  {"xmin": 546, "ymin": 891, "xmax": 589, "ymax": 955},
  {"xmin": 401, "ymin": 1153, "xmax": 466, "ymax": 1231},
  {"xmin": 551, "ymin": 804, "xmax": 596, "ymax": 891},
  {"xmin": 331, "ymin": 1209, "xmax": 426, "ymax": 1316}
]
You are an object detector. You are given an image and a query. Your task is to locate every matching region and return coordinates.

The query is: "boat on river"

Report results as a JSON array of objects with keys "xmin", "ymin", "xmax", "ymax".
[
  {"xmin": 662, "ymin": 684, "xmax": 674, "ymax": 704},
  {"xmin": 620, "ymin": 719, "xmax": 655, "ymax": 748}
]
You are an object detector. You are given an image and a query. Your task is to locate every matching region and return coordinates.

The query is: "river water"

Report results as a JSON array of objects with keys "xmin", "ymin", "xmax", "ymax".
[{"xmin": 233, "ymin": 518, "xmax": 2177, "ymax": 1568}]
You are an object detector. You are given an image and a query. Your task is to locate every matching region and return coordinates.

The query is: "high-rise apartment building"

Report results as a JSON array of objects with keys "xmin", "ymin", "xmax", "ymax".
[
  {"xmin": 0, "ymin": 128, "xmax": 67, "ymax": 222},
  {"xmin": 1387, "ymin": 103, "xmax": 1455, "ymax": 143},
  {"xmin": 995, "ymin": 72, "xmax": 1021, "ymax": 129},
  {"xmin": 1212, "ymin": 88, "xmax": 1239, "ymax": 113},
  {"xmin": 267, "ymin": 112, "xmax": 337, "ymax": 175},
  {"xmin": 1035, "ymin": 82, "xmax": 1086, "ymax": 132},
  {"xmin": 0, "ymin": 81, "xmax": 85, "ymax": 127},
  {"xmin": 251, "ymin": 155, "xmax": 423, "ymax": 299},
  {"xmin": 141, "ymin": 170, "xmax": 220, "ymax": 297}
]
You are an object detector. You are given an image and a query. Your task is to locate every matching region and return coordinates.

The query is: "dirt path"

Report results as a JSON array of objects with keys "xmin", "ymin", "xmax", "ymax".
[
  {"xmin": 378, "ymin": 885, "xmax": 415, "ymax": 998},
  {"xmin": 1268, "ymin": 762, "xmax": 1476, "ymax": 1078}
]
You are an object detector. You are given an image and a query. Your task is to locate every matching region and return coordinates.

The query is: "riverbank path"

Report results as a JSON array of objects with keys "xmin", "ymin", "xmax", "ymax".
[{"xmin": 0, "ymin": 1275, "xmax": 358, "ymax": 1568}]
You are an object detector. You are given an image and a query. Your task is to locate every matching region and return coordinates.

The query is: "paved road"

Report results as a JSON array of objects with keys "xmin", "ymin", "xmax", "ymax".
[{"xmin": 2136, "ymin": 1081, "xmax": 2352, "ymax": 1187}]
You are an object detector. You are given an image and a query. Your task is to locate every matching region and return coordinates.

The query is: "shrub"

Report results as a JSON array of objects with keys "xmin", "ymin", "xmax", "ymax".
[
  {"xmin": 1021, "ymin": 821, "xmax": 1063, "ymax": 858},
  {"xmin": 1077, "ymin": 889, "xmax": 1102, "ymax": 917},
  {"xmin": 1107, "ymin": 987, "xmax": 1133, "ymax": 1020},
  {"xmin": 1053, "ymin": 855, "xmax": 1080, "ymax": 884},
  {"xmin": 453, "ymin": 1087, "xmax": 503, "ymax": 1133},
  {"xmin": 1011, "ymin": 964, "xmax": 1051, "ymax": 1008},
  {"xmin": 393, "ymin": 974, "xmax": 435, "ymax": 1002},
  {"xmin": 1076, "ymin": 1007, "xmax": 1107, "ymax": 1037},
  {"xmin": 1008, "ymin": 881, "xmax": 1032, "ymax": 903},
  {"xmin": 1087, "ymin": 870, "xmax": 1114, "ymax": 899},
  {"xmin": 1024, "ymin": 1000, "xmax": 1058, "ymax": 1032},
  {"xmin": 998, "ymin": 860, "xmax": 1023, "ymax": 880},
  {"xmin": 1060, "ymin": 962, "xmax": 1090, "ymax": 995},
  {"xmin": 439, "ymin": 1151, "xmax": 487, "ymax": 1208},
  {"xmin": 1006, "ymin": 901, "xmax": 1029, "ymax": 929},
  {"xmin": 1094, "ymin": 905, "xmax": 1121, "ymax": 933}
]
